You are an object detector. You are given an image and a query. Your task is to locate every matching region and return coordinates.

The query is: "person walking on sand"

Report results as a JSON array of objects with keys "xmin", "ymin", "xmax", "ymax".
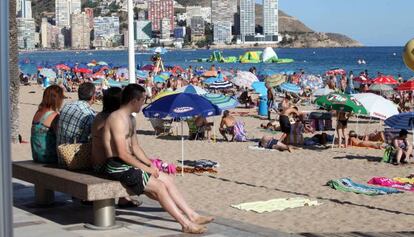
[
  {"xmin": 336, "ymin": 110, "xmax": 351, "ymax": 148},
  {"xmin": 102, "ymin": 84, "xmax": 213, "ymax": 234}
]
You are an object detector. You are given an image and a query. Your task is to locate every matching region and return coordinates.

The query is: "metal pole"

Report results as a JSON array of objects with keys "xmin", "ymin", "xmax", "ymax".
[
  {"xmin": 0, "ymin": 0, "xmax": 13, "ymax": 236},
  {"xmin": 128, "ymin": 0, "xmax": 136, "ymax": 84},
  {"xmin": 181, "ymin": 120, "xmax": 184, "ymax": 176}
]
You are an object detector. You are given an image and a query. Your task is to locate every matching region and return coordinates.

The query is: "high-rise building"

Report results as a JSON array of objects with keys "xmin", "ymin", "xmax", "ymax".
[
  {"xmin": 55, "ymin": 0, "xmax": 81, "ymax": 28},
  {"xmin": 186, "ymin": 6, "xmax": 211, "ymax": 24},
  {"xmin": 93, "ymin": 16, "xmax": 120, "ymax": 40},
  {"xmin": 160, "ymin": 18, "xmax": 171, "ymax": 39},
  {"xmin": 213, "ymin": 21, "xmax": 232, "ymax": 44},
  {"xmin": 211, "ymin": 0, "xmax": 237, "ymax": 43},
  {"xmin": 17, "ymin": 18, "xmax": 36, "ymax": 49},
  {"xmin": 240, "ymin": 0, "xmax": 255, "ymax": 42},
  {"xmin": 189, "ymin": 16, "xmax": 204, "ymax": 37},
  {"xmin": 17, "ymin": 0, "xmax": 32, "ymax": 19},
  {"xmin": 148, "ymin": 0, "xmax": 174, "ymax": 32},
  {"xmin": 71, "ymin": 12, "xmax": 90, "ymax": 49},
  {"xmin": 40, "ymin": 18, "xmax": 64, "ymax": 48},
  {"xmin": 84, "ymin": 8, "xmax": 94, "ymax": 29},
  {"xmin": 263, "ymin": 0, "xmax": 279, "ymax": 41},
  {"xmin": 134, "ymin": 20, "xmax": 152, "ymax": 43}
]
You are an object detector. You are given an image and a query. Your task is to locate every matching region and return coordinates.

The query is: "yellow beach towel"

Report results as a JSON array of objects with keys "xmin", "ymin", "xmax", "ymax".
[
  {"xmin": 393, "ymin": 177, "xmax": 414, "ymax": 184},
  {"xmin": 231, "ymin": 197, "xmax": 321, "ymax": 213}
]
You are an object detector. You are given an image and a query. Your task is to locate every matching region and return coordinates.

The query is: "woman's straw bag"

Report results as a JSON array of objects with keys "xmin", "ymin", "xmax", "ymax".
[{"xmin": 57, "ymin": 142, "xmax": 92, "ymax": 170}]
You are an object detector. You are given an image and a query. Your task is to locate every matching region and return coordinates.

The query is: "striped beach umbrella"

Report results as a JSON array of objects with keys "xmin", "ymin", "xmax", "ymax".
[
  {"xmin": 176, "ymin": 85, "xmax": 208, "ymax": 95},
  {"xmin": 395, "ymin": 80, "xmax": 414, "ymax": 91},
  {"xmin": 208, "ymin": 81, "xmax": 233, "ymax": 90},
  {"xmin": 371, "ymin": 75, "xmax": 398, "ymax": 85},
  {"xmin": 279, "ymin": 82, "xmax": 301, "ymax": 94},
  {"xmin": 203, "ymin": 93, "xmax": 239, "ymax": 110}
]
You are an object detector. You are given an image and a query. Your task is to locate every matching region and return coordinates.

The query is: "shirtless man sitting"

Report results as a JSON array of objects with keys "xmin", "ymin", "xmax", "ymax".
[
  {"xmin": 102, "ymin": 84, "xmax": 213, "ymax": 234},
  {"xmin": 219, "ymin": 110, "xmax": 236, "ymax": 141},
  {"xmin": 194, "ymin": 115, "xmax": 213, "ymax": 140}
]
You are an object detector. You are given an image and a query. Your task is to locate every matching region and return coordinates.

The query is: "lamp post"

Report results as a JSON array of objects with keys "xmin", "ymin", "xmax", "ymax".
[
  {"xmin": 0, "ymin": 0, "xmax": 13, "ymax": 236},
  {"xmin": 128, "ymin": 0, "xmax": 136, "ymax": 84}
]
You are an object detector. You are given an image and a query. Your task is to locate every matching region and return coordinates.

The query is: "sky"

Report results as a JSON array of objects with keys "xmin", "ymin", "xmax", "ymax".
[{"xmin": 276, "ymin": 0, "xmax": 414, "ymax": 46}]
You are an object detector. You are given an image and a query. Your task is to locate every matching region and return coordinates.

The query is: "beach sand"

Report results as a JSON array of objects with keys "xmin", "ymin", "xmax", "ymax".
[{"xmin": 13, "ymin": 85, "xmax": 414, "ymax": 234}]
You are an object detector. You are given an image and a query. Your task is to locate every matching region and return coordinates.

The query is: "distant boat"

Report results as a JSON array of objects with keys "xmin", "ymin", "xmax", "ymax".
[
  {"xmin": 358, "ymin": 59, "xmax": 362, "ymax": 65},
  {"xmin": 362, "ymin": 60, "xmax": 366, "ymax": 64}
]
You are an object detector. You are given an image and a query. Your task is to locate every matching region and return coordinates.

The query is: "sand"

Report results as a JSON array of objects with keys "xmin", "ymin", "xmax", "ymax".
[{"xmin": 13, "ymin": 85, "xmax": 414, "ymax": 234}]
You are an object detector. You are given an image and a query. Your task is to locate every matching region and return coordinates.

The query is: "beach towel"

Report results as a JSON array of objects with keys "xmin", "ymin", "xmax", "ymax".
[
  {"xmin": 327, "ymin": 178, "xmax": 402, "ymax": 195},
  {"xmin": 178, "ymin": 159, "xmax": 219, "ymax": 168},
  {"xmin": 368, "ymin": 177, "xmax": 414, "ymax": 192},
  {"xmin": 393, "ymin": 177, "xmax": 414, "ymax": 184},
  {"xmin": 231, "ymin": 197, "xmax": 321, "ymax": 213},
  {"xmin": 248, "ymin": 145, "xmax": 277, "ymax": 152},
  {"xmin": 234, "ymin": 121, "xmax": 247, "ymax": 142},
  {"xmin": 176, "ymin": 166, "xmax": 217, "ymax": 174}
]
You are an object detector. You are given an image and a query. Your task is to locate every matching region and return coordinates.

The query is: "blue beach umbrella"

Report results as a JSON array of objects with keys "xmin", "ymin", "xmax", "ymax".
[
  {"xmin": 279, "ymin": 82, "xmax": 301, "ymax": 94},
  {"xmin": 143, "ymin": 93, "xmax": 221, "ymax": 175},
  {"xmin": 19, "ymin": 63, "xmax": 38, "ymax": 75},
  {"xmin": 251, "ymin": 81, "xmax": 267, "ymax": 97},
  {"xmin": 39, "ymin": 68, "xmax": 56, "ymax": 79},
  {"xmin": 203, "ymin": 76, "xmax": 223, "ymax": 85},
  {"xmin": 385, "ymin": 112, "xmax": 414, "ymax": 145},
  {"xmin": 153, "ymin": 75, "xmax": 166, "ymax": 83},
  {"xmin": 203, "ymin": 93, "xmax": 239, "ymax": 110},
  {"xmin": 92, "ymin": 79, "xmax": 127, "ymax": 88}
]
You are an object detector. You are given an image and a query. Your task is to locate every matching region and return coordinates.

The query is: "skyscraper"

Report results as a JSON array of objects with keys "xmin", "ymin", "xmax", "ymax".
[
  {"xmin": 148, "ymin": 0, "xmax": 174, "ymax": 32},
  {"xmin": 211, "ymin": 0, "xmax": 237, "ymax": 43},
  {"xmin": 55, "ymin": 0, "xmax": 81, "ymax": 28},
  {"xmin": 263, "ymin": 0, "xmax": 279, "ymax": 41},
  {"xmin": 17, "ymin": 18, "xmax": 36, "ymax": 49},
  {"xmin": 17, "ymin": 0, "xmax": 32, "ymax": 19},
  {"xmin": 71, "ymin": 12, "xmax": 90, "ymax": 49},
  {"xmin": 93, "ymin": 16, "xmax": 120, "ymax": 40},
  {"xmin": 239, "ymin": 0, "xmax": 255, "ymax": 42}
]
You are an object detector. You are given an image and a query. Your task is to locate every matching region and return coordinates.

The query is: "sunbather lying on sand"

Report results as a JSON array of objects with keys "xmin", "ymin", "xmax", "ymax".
[
  {"xmin": 258, "ymin": 135, "xmax": 291, "ymax": 152},
  {"xmin": 348, "ymin": 130, "xmax": 385, "ymax": 149}
]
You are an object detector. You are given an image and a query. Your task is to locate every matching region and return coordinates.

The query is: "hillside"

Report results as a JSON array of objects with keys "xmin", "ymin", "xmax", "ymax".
[{"xmin": 31, "ymin": 0, "xmax": 362, "ymax": 47}]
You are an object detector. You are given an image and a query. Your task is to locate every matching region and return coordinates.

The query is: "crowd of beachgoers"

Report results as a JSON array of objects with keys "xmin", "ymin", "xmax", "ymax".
[{"xmin": 15, "ymin": 54, "xmax": 414, "ymax": 233}]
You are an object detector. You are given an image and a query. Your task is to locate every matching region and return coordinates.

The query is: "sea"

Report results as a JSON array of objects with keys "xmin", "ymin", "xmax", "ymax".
[{"xmin": 19, "ymin": 47, "xmax": 414, "ymax": 80}]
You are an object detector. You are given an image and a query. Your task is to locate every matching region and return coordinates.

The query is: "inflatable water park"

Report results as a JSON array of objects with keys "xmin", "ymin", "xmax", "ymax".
[{"xmin": 193, "ymin": 47, "xmax": 294, "ymax": 64}]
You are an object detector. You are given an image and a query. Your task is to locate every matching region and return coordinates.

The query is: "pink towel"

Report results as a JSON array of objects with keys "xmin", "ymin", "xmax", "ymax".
[{"xmin": 368, "ymin": 177, "xmax": 414, "ymax": 192}]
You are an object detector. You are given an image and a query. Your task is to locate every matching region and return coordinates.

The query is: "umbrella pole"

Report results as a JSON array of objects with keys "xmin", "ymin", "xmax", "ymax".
[
  {"xmin": 332, "ymin": 128, "xmax": 336, "ymax": 150},
  {"xmin": 181, "ymin": 120, "xmax": 184, "ymax": 176},
  {"xmin": 213, "ymin": 116, "xmax": 216, "ymax": 143},
  {"xmin": 356, "ymin": 113, "xmax": 359, "ymax": 134}
]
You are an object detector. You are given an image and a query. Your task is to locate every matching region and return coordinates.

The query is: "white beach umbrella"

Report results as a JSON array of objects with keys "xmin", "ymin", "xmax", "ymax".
[{"xmin": 352, "ymin": 93, "xmax": 399, "ymax": 120}]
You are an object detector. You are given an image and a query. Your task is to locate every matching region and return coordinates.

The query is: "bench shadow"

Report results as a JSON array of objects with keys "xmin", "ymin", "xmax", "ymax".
[{"xmin": 116, "ymin": 217, "xmax": 180, "ymax": 232}]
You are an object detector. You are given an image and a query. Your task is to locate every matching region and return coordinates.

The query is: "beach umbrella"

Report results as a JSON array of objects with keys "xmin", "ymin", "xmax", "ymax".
[
  {"xmin": 385, "ymin": 112, "xmax": 414, "ymax": 145},
  {"xmin": 300, "ymin": 74, "xmax": 324, "ymax": 90},
  {"xmin": 143, "ymin": 93, "xmax": 221, "ymax": 175},
  {"xmin": 55, "ymin": 64, "xmax": 70, "ymax": 71},
  {"xmin": 315, "ymin": 93, "xmax": 367, "ymax": 114},
  {"xmin": 251, "ymin": 81, "xmax": 267, "ymax": 97},
  {"xmin": 279, "ymin": 82, "xmax": 301, "ymax": 94},
  {"xmin": 19, "ymin": 63, "xmax": 38, "ymax": 75},
  {"xmin": 87, "ymin": 62, "xmax": 96, "ymax": 67},
  {"xmin": 136, "ymin": 70, "xmax": 149, "ymax": 79},
  {"xmin": 97, "ymin": 61, "xmax": 108, "ymax": 66},
  {"xmin": 39, "ymin": 68, "xmax": 56, "ymax": 79},
  {"xmin": 326, "ymin": 68, "xmax": 346, "ymax": 76},
  {"xmin": 175, "ymin": 85, "xmax": 208, "ymax": 95},
  {"xmin": 153, "ymin": 90, "xmax": 178, "ymax": 101},
  {"xmin": 203, "ymin": 76, "xmax": 223, "ymax": 85},
  {"xmin": 231, "ymin": 71, "xmax": 259, "ymax": 89},
  {"xmin": 141, "ymin": 64, "xmax": 154, "ymax": 71},
  {"xmin": 395, "ymin": 80, "xmax": 414, "ymax": 91},
  {"xmin": 92, "ymin": 72, "xmax": 105, "ymax": 79},
  {"xmin": 208, "ymin": 81, "xmax": 233, "ymax": 90},
  {"xmin": 153, "ymin": 75, "xmax": 167, "ymax": 83},
  {"xmin": 313, "ymin": 87, "xmax": 334, "ymax": 97},
  {"xmin": 92, "ymin": 79, "xmax": 127, "ymax": 88},
  {"xmin": 116, "ymin": 68, "xmax": 129, "ymax": 79},
  {"xmin": 203, "ymin": 93, "xmax": 239, "ymax": 110},
  {"xmin": 371, "ymin": 75, "xmax": 398, "ymax": 85},
  {"xmin": 75, "ymin": 68, "xmax": 92, "ymax": 74},
  {"xmin": 369, "ymin": 84, "xmax": 394, "ymax": 92},
  {"xmin": 153, "ymin": 47, "xmax": 167, "ymax": 54},
  {"xmin": 352, "ymin": 93, "xmax": 399, "ymax": 120},
  {"xmin": 265, "ymin": 74, "xmax": 286, "ymax": 87}
]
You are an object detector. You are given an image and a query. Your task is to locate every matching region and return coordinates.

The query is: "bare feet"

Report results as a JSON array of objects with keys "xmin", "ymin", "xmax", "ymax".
[
  {"xmin": 182, "ymin": 224, "xmax": 207, "ymax": 234},
  {"xmin": 193, "ymin": 215, "xmax": 214, "ymax": 225},
  {"xmin": 287, "ymin": 146, "xmax": 292, "ymax": 153}
]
